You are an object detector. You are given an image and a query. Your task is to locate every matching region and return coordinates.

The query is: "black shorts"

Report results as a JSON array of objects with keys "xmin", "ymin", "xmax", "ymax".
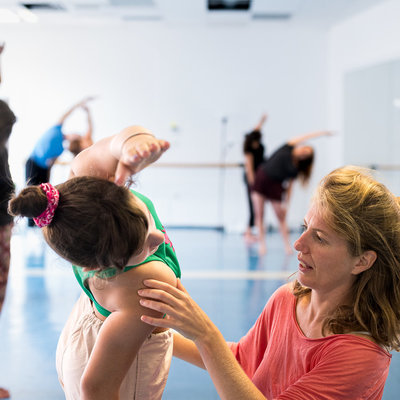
[
  {"xmin": 25, "ymin": 157, "xmax": 50, "ymax": 186},
  {"xmin": 252, "ymin": 168, "xmax": 284, "ymax": 201}
]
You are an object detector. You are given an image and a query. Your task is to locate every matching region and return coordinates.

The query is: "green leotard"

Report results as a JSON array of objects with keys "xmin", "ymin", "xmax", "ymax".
[{"xmin": 72, "ymin": 190, "xmax": 181, "ymax": 317}]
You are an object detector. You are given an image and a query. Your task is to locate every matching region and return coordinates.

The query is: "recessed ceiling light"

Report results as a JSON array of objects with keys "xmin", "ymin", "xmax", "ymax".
[
  {"xmin": 17, "ymin": 7, "xmax": 38, "ymax": 23},
  {"xmin": 0, "ymin": 8, "xmax": 21, "ymax": 23}
]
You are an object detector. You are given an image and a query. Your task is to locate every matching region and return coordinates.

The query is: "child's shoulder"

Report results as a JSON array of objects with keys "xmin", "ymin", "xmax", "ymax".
[{"xmin": 89, "ymin": 260, "xmax": 177, "ymax": 313}]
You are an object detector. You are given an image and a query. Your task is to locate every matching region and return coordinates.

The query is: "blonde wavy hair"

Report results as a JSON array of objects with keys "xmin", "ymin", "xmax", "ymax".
[{"xmin": 293, "ymin": 166, "xmax": 400, "ymax": 350}]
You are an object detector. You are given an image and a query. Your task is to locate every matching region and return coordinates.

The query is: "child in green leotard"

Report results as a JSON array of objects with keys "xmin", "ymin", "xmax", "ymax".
[{"xmin": 9, "ymin": 127, "xmax": 180, "ymax": 400}]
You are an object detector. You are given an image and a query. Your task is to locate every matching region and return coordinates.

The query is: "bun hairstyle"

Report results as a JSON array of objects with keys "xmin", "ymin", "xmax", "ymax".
[
  {"xmin": 9, "ymin": 176, "xmax": 149, "ymax": 271},
  {"xmin": 8, "ymin": 185, "xmax": 48, "ymax": 219}
]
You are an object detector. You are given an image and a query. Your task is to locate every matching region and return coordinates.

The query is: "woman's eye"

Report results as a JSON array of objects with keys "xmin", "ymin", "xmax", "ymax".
[
  {"xmin": 301, "ymin": 224, "xmax": 307, "ymax": 232},
  {"xmin": 314, "ymin": 233, "xmax": 323, "ymax": 243}
]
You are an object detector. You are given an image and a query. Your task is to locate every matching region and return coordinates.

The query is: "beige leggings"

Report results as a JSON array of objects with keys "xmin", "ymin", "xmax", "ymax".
[{"xmin": 56, "ymin": 293, "xmax": 173, "ymax": 400}]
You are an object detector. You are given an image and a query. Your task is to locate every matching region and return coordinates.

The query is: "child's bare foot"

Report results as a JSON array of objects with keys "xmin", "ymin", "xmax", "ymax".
[
  {"xmin": 114, "ymin": 129, "xmax": 170, "ymax": 185},
  {"xmin": 0, "ymin": 387, "xmax": 10, "ymax": 399}
]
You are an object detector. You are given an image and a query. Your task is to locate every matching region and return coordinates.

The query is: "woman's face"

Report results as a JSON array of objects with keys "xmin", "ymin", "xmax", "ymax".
[
  {"xmin": 293, "ymin": 203, "xmax": 360, "ymax": 296},
  {"xmin": 294, "ymin": 145, "xmax": 313, "ymax": 160},
  {"xmin": 127, "ymin": 195, "xmax": 165, "ymax": 266}
]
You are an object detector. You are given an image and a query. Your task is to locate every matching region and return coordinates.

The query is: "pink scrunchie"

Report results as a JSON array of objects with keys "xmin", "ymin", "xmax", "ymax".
[{"xmin": 33, "ymin": 183, "xmax": 60, "ymax": 228}]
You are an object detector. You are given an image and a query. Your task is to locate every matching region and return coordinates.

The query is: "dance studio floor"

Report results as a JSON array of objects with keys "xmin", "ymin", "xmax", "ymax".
[{"xmin": 0, "ymin": 226, "xmax": 399, "ymax": 399}]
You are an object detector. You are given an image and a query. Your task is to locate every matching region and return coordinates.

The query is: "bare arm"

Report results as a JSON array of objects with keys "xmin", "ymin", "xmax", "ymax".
[
  {"xmin": 81, "ymin": 105, "xmax": 93, "ymax": 147},
  {"xmin": 244, "ymin": 153, "xmax": 256, "ymax": 185},
  {"xmin": 173, "ymin": 333, "xmax": 205, "ymax": 369},
  {"xmin": 254, "ymin": 113, "xmax": 267, "ymax": 132},
  {"xmin": 81, "ymin": 309, "xmax": 152, "ymax": 400},
  {"xmin": 70, "ymin": 125, "xmax": 170, "ymax": 185},
  {"xmin": 57, "ymin": 96, "xmax": 95, "ymax": 126},
  {"xmin": 139, "ymin": 280, "xmax": 267, "ymax": 400},
  {"xmin": 287, "ymin": 130, "xmax": 332, "ymax": 146},
  {"xmin": 81, "ymin": 262, "xmax": 177, "ymax": 399}
]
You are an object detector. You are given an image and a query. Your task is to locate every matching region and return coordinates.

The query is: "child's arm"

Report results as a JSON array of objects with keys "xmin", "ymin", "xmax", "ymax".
[
  {"xmin": 80, "ymin": 261, "xmax": 177, "ymax": 399},
  {"xmin": 70, "ymin": 126, "xmax": 169, "ymax": 185},
  {"xmin": 173, "ymin": 332, "xmax": 205, "ymax": 369}
]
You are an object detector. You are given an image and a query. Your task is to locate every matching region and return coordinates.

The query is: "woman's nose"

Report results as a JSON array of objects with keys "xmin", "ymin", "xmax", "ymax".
[{"xmin": 294, "ymin": 232, "xmax": 308, "ymax": 253}]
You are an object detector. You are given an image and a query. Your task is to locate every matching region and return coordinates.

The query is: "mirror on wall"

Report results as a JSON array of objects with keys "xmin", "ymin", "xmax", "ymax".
[{"xmin": 344, "ymin": 59, "xmax": 400, "ymax": 193}]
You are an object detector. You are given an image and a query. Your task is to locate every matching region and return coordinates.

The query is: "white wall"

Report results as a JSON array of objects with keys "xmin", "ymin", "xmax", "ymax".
[{"xmin": 1, "ymin": 20, "xmax": 331, "ymax": 231}]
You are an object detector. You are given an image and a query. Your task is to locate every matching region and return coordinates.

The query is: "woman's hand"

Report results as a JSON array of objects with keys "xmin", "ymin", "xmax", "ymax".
[
  {"xmin": 138, "ymin": 279, "xmax": 214, "ymax": 343},
  {"xmin": 114, "ymin": 135, "xmax": 170, "ymax": 185},
  {"xmin": 140, "ymin": 280, "xmax": 268, "ymax": 400}
]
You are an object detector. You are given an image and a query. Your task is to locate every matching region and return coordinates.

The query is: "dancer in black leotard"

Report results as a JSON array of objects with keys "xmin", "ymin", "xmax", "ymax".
[
  {"xmin": 243, "ymin": 114, "xmax": 267, "ymax": 242},
  {"xmin": 252, "ymin": 130, "xmax": 332, "ymax": 255}
]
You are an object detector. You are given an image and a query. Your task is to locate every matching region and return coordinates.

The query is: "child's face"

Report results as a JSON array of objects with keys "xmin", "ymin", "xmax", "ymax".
[{"xmin": 127, "ymin": 195, "xmax": 165, "ymax": 266}]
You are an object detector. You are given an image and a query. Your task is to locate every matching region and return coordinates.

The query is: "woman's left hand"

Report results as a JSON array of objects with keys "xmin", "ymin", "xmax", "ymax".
[{"xmin": 138, "ymin": 279, "xmax": 214, "ymax": 343}]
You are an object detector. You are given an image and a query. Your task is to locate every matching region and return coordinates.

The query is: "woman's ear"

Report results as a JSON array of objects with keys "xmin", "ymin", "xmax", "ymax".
[{"xmin": 352, "ymin": 250, "xmax": 377, "ymax": 275}]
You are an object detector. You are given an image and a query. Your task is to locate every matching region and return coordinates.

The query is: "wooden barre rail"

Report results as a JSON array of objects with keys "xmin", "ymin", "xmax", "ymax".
[
  {"xmin": 51, "ymin": 161, "xmax": 400, "ymax": 171},
  {"xmin": 152, "ymin": 162, "xmax": 243, "ymax": 168},
  {"xmin": 368, "ymin": 165, "xmax": 400, "ymax": 171},
  {"xmin": 55, "ymin": 160, "xmax": 244, "ymax": 168}
]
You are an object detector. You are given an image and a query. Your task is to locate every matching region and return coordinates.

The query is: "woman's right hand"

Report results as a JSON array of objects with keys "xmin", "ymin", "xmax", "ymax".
[{"xmin": 138, "ymin": 279, "xmax": 215, "ymax": 343}]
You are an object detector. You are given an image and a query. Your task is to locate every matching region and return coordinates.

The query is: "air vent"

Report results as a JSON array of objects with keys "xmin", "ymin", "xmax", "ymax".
[
  {"xmin": 21, "ymin": 2, "xmax": 65, "ymax": 11},
  {"xmin": 208, "ymin": 0, "xmax": 251, "ymax": 11},
  {"xmin": 252, "ymin": 13, "xmax": 292, "ymax": 21},
  {"xmin": 122, "ymin": 14, "xmax": 161, "ymax": 21},
  {"xmin": 109, "ymin": 0, "xmax": 155, "ymax": 6}
]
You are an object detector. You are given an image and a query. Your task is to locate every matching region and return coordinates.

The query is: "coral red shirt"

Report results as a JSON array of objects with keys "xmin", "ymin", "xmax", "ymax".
[{"xmin": 229, "ymin": 284, "xmax": 391, "ymax": 399}]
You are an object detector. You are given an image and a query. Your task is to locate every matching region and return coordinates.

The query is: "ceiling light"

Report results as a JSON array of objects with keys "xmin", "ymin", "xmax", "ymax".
[
  {"xmin": 0, "ymin": 8, "xmax": 20, "ymax": 23},
  {"xmin": 17, "ymin": 7, "xmax": 38, "ymax": 23}
]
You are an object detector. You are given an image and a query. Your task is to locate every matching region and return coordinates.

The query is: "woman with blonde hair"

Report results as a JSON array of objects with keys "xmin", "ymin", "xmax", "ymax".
[{"xmin": 139, "ymin": 166, "xmax": 400, "ymax": 399}]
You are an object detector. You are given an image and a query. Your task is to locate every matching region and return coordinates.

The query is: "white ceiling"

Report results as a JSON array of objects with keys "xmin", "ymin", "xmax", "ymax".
[{"xmin": 0, "ymin": 0, "xmax": 389, "ymax": 26}]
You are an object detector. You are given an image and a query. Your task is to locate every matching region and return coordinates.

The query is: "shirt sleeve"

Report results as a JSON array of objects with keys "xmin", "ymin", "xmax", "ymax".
[{"xmin": 276, "ymin": 338, "xmax": 391, "ymax": 400}]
